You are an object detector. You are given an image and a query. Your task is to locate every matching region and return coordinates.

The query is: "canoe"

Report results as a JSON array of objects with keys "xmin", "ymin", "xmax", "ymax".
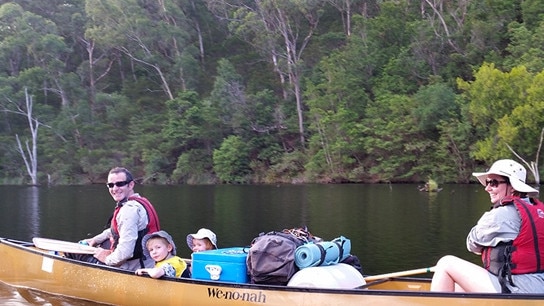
[{"xmin": 0, "ymin": 238, "xmax": 543, "ymax": 305}]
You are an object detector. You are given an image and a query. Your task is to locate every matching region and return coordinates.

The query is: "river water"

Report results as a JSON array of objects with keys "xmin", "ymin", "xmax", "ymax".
[{"xmin": 0, "ymin": 183, "xmax": 495, "ymax": 304}]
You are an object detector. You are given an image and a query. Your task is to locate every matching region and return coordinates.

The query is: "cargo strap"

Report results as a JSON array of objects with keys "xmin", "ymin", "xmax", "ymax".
[{"xmin": 315, "ymin": 239, "xmax": 345, "ymax": 266}]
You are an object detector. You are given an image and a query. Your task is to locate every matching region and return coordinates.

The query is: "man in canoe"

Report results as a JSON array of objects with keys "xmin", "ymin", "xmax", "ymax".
[
  {"xmin": 431, "ymin": 159, "xmax": 544, "ymax": 293},
  {"xmin": 68, "ymin": 167, "xmax": 161, "ymax": 271}
]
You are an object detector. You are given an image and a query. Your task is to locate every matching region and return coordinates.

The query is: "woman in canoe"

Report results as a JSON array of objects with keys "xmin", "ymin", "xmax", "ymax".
[{"xmin": 431, "ymin": 159, "xmax": 544, "ymax": 293}]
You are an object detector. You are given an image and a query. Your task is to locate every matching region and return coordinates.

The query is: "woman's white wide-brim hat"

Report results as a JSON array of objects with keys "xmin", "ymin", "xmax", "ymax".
[{"xmin": 472, "ymin": 159, "xmax": 539, "ymax": 196}]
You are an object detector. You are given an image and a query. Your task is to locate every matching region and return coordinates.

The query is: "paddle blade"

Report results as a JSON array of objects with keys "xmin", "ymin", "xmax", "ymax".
[{"xmin": 33, "ymin": 237, "xmax": 98, "ymax": 254}]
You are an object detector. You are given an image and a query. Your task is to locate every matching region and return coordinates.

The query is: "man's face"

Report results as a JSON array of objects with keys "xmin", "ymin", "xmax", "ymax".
[{"xmin": 107, "ymin": 172, "xmax": 133, "ymax": 202}]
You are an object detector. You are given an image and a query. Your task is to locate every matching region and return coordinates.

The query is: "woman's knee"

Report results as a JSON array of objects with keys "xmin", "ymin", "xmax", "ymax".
[{"xmin": 436, "ymin": 255, "xmax": 459, "ymax": 267}]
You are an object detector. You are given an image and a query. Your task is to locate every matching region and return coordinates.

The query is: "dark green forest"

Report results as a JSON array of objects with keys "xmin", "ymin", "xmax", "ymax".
[{"xmin": 1, "ymin": 0, "xmax": 544, "ymax": 185}]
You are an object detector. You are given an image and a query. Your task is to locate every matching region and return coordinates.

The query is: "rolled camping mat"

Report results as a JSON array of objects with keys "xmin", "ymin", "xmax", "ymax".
[{"xmin": 294, "ymin": 236, "xmax": 351, "ymax": 269}]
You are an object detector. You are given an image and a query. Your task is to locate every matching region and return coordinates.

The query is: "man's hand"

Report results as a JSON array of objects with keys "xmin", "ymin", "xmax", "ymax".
[{"xmin": 93, "ymin": 247, "xmax": 112, "ymax": 263}]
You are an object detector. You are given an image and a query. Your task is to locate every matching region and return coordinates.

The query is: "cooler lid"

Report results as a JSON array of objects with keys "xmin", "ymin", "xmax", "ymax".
[{"xmin": 192, "ymin": 247, "xmax": 248, "ymax": 263}]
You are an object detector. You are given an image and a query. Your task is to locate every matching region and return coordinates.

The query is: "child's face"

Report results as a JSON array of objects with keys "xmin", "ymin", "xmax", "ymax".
[
  {"xmin": 192, "ymin": 238, "xmax": 213, "ymax": 252},
  {"xmin": 146, "ymin": 237, "xmax": 173, "ymax": 262}
]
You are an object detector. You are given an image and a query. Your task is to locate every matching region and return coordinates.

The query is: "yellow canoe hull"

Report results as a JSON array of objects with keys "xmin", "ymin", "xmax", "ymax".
[{"xmin": 0, "ymin": 238, "xmax": 543, "ymax": 305}]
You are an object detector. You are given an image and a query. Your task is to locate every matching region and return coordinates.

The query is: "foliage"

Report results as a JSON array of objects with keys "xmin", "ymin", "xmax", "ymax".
[
  {"xmin": 412, "ymin": 82, "xmax": 459, "ymax": 140},
  {"xmin": 304, "ymin": 32, "xmax": 371, "ymax": 182},
  {"xmin": 1, "ymin": 0, "xmax": 544, "ymax": 185},
  {"xmin": 213, "ymin": 135, "xmax": 251, "ymax": 183},
  {"xmin": 172, "ymin": 149, "xmax": 217, "ymax": 184},
  {"xmin": 360, "ymin": 92, "xmax": 434, "ymax": 182},
  {"xmin": 459, "ymin": 63, "xmax": 544, "ymax": 164},
  {"xmin": 267, "ymin": 150, "xmax": 307, "ymax": 184}
]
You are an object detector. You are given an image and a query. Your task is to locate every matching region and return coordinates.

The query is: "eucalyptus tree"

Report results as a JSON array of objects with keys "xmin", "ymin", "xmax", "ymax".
[
  {"xmin": 412, "ymin": 82, "xmax": 458, "ymax": 140},
  {"xmin": 0, "ymin": 2, "xmax": 72, "ymax": 106},
  {"xmin": 305, "ymin": 35, "xmax": 371, "ymax": 181},
  {"xmin": 419, "ymin": 0, "xmax": 469, "ymax": 56},
  {"xmin": 164, "ymin": 91, "xmax": 222, "ymax": 184},
  {"xmin": 520, "ymin": 0, "xmax": 544, "ymax": 30},
  {"xmin": 360, "ymin": 93, "xmax": 433, "ymax": 182},
  {"xmin": 85, "ymin": 0, "xmax": 200, "ymax": 100},
  {"xmin": 435, "ymin": 117, "xmax": 477, "ymax": 183},
  {"xmin": 503, "ymin": 21, "xmax": 544, "ymax": 73},
  {"xmin": 325, "ymin": 0, "xmax": 380, "ymax": 36},
  {"xmin": 209, "ymin": 58, "xmax": 290, "ymax": 181},
  {"xmin": 0, "ymin": 3, "xmax": 73, "ymax": 183},
  {"xmin": 360, "ymin": 83, "xmax": 461, "ymax": 183},
  {"xmin": 213, "ymin": 135, "xmax": 251, "ymax": 183},
  {"xmin": 210, "ymin": 59, "xmax": 248, "ymax": 135},
  {"xmin": 0, "ymin": 88, "xmax": 52, "ymax": 185},
  {"xmin": 14, "ymin": 90, "xmax": 39, "ymax": 185},
  {"xmin": 204, "ymin": 0, "xmax": 327, "ymax": 147}
]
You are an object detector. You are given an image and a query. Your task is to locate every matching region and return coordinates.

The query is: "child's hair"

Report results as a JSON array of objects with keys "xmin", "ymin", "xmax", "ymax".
[
  {"xmin": 147, "ymin": 236, "xmax": 170, "ymax": 249},
  {"xmin": 198, "ymin": 238, "xmax": 215, "ymax": 250}
]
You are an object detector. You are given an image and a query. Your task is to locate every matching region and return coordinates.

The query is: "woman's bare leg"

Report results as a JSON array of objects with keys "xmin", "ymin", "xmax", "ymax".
[{"xmin": 430, "ymin": 255, "xmax": 499, "ymax": 293}]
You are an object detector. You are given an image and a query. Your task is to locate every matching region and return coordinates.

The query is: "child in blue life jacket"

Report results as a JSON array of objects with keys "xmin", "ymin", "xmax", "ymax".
[{"xmin": 135, "ymin": 230, "xmax": 187, "ymax": 278}]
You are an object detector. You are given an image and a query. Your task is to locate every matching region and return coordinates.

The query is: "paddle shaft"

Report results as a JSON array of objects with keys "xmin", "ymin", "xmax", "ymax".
[
  {"xmin": 33, "ymin": 237, "xmax": 98, "ymax": 254},
  {"xmin": 364, "ymin": 266, "xmax": 436, "ymax": 282}
]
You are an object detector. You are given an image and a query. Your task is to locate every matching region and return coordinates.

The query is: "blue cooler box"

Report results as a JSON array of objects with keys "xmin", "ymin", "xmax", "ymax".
[{"xmin": 192, "ymin": 247, "xmax": 249, "ymax": 283}]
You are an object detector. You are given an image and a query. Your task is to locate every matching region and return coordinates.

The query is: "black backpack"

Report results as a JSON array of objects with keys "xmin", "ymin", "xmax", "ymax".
[{"xmin": 246, "ymin": 228, "xmax": 315, "ymax": 285}]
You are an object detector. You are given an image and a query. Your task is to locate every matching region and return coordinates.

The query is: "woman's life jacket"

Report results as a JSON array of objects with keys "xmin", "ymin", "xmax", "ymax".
[
  {"xmin": 481, "ymin": 196, "xmax": 544, "ymax": 286},
  {"xmin": 108, "ymin": 195, "xmax": 161, "ymax": 260}
]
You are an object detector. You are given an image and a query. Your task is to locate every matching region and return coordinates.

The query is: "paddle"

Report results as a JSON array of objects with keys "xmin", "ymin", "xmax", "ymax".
[
  {"xmin": 364, "ymin": 266, "xmax": 436, "ymax": 282},
  {"xmin": 33, "ymin": 237, "xmax": 98, "ymax": 254}
]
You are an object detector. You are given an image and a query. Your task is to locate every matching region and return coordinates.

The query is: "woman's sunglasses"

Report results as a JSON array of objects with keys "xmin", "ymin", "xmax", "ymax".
[
  {"xmin": 485, "ymin": 179, "xmax": 507, "ymax": 188},
  {"xmin": 106, "ymin": 180, "xmax": 132, "ymax": 188}
]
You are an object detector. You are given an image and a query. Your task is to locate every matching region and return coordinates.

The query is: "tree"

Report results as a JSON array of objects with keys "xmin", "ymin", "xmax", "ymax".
[
  {"xmin": 412, "ymin": 82, "xmax": 458, "ymax": 139},
  {"xmin": 0, "ymin": 3, "xmax": 72, "ymax": 108},
  {"xmin": 520, "ymin": 0, "xmax": 544, "ymax": 30},
  {"xmin": 1, "ymin": 88, "xmax": 50, "ymax": 185},
  {"xmin": 458, "ymin": 63, "xmax": 544, "ymax": 163},
  {"xmin": 326, "ymin": 0, "xmax": 380, "ymax": 36},
  {"xmin": 361, "ymin": 92, "xmax": 434, "ymax": 182},
  {"xmin": 205, "ymin": 0, "xmax": 326, "ymax": 146},
  {"xmin": 210, "ymin": 58, "xmax": 248, "ymax": 135},
  {"xmin": 164, "ymin": 91, "xmax": 222, "ymax": 183},
  {"xmin": 435, "ymin": 117, "xmax": 477, "ymax": 183},
  {"xmin": 213, "ymin": 135, "xmax": 251, "ymax": 183},
  {"xmin": 503, "ymin": 21, "xmax": 544, "ymax": 73},
  {"xmin": 507, "ymin": 127, "xmax": 544, "ymax": 185},
  {"xmin": 305, "ymin": 33, "xmax": 371, "ymax": 181},
  {"xmin": 85, "ymin": 0, "xmax": 199, "ymax": 99}
]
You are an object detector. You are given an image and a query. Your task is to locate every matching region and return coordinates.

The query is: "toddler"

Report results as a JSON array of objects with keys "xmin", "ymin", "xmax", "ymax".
[
  {"xmin": 187, "ymin": 228, "xmax": 217, "ymax": 252},
  {"xmin": 135, "ymin": 230, "xmax": 187, "ymax": 278}
]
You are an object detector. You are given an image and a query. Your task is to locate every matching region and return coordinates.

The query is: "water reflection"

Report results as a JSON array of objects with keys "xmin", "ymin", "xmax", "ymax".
[{"xmin": 21, "ymin": 186, "xmax": 40, "ymax": 239}]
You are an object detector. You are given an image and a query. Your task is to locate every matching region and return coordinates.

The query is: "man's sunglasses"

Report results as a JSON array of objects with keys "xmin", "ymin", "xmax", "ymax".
[
  {"xmin": 106, "ymin": 180, "xmax": 132, "ymax": 188},
  {"xmin": 485, "ymin": 179, "xmax": 507, "ymax": 188}
]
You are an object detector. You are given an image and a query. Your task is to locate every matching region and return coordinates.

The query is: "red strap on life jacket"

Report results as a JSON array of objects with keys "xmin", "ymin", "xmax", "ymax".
[
  {"xmin": 128, "ymin": 195, "xmax": 161, "ymax": 233},
  {"xmin": 111, "ymin": 196, "xmax": 161, "ymax": 238}
]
